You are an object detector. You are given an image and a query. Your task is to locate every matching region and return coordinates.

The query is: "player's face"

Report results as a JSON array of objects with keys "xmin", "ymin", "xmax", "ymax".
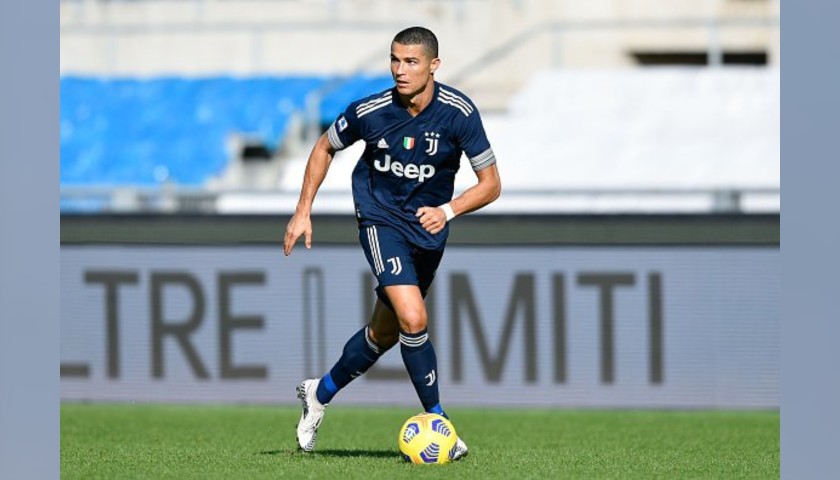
[{"xmin": 390, "ymin": 42, "xmax": 439, "ymax": 97}]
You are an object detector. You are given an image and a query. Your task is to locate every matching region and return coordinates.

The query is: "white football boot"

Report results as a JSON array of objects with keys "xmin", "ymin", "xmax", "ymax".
[
  {"xmin": 295, "ymin": 379, "xmax": 327, "ymax": 452},
  {"xmin": 451, "ymin": 436, "xmax": 469, "ymax": 461}
]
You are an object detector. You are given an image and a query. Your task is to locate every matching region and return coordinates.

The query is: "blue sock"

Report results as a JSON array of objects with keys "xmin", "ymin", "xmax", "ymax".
[
  {"xmin": 427, "ymin": 403, "xmax": 447, "ymax": 418},
  {"xmin": 399, "ymin": 328, "xmax": 442, "ymax": 413},
  {"xmin": 315, "ymin": 326, "xmax": 383, "ymax": 405}
]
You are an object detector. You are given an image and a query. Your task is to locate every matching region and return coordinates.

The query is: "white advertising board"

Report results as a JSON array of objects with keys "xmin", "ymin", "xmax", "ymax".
[{"xmin": 61, "ymin": 245, "xmax": 779, "ymax": 408}]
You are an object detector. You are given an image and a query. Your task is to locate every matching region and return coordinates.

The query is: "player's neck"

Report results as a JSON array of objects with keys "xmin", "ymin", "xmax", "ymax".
[{"xmin": 399, "ymin": 81, "xmax": 436, "ymax": 117}]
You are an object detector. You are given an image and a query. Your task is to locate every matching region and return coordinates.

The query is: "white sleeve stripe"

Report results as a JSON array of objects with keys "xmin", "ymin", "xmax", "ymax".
[
  {"xmin": 439, "ymin": 88, "xmax": 474, "ymax": 111},
  {"xmin": 327, "ymin": 124, "xmax": 344, "ymax": 150},
  {"xmin": 356, "ymin": 96, "xmax": 391, "ymax": 116},
  {"xmin": 472, "ymin": 155, "xmax": 496, "ymax": 171},
  {"xmin": 469, "ymin": 148, "xmax": 496, "ymax": 171},
  {"xmin": 438, "ymin": 97, "xmax": 471, "ymax": 117},
  {"xmin": 355, "ymin": 93, "xmax": 392, "ymax": 115},
  {"xmin": 356, "ymin": 92, "xmax": 390, "ymax": 109},
  {"xmin": 469, "ymin": 147, "xmax": 494, "ymax": 164},
  {"xmin": 357, "ymin": 100, "xmax": 390, "ymax": 118},
  {"xmin": 439, "ymin": 88, "xmax": 474, "ymax": 113}
]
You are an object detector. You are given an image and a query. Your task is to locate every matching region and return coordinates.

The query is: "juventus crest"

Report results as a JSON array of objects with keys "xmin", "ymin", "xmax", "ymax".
[{"xmin": 424, "ymin": 132, "xmax": 440, "ymax": 155}]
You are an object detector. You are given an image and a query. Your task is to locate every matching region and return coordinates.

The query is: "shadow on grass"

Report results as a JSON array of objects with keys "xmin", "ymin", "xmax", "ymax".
[{"xmin": 260, "ymin": 449, "xmax": 398, "ymax": 459}]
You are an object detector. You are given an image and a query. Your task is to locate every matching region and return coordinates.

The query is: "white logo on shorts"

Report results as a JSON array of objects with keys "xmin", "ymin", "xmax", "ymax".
[{"xmin": 387, "ymin": 257, "xmax": 403, "ymax": 275}]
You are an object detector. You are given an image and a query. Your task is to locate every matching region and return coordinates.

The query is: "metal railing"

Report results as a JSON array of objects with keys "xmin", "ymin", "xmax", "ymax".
[{"xmin": 59, "ymin": 185, "xmax": 780, "ymax": 215}]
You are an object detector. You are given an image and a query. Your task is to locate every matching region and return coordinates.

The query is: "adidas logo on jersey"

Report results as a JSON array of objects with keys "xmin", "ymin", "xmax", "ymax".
[
  {"xmin": 377, "ymin": 138, "xmax": 389, "ymax": 149},
  {"xmin": 374, "ymin": 155, "xmax": 435, "ymax": 183}
]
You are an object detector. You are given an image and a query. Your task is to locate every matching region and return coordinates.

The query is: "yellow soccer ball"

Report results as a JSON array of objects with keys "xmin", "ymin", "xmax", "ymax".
[{"xmin": 397, "ymin": 413, "xmax": 458, "ymax": 464}]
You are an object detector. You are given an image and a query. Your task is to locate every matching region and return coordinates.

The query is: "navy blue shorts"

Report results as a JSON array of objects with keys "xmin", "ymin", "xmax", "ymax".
[{"xmin": 359, "ymin": 224, "xmax": 444, "ymax": 309}]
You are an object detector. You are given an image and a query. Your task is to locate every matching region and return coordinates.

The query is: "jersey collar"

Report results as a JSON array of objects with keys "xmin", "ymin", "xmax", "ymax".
[{"xmin": 392, "ymin": 82, "xmax": 440, "ymax": 121}]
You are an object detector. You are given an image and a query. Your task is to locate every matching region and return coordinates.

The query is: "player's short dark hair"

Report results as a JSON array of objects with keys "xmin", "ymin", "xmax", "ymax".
[{"xmin": 392, "ymin": 26, "xmax": 439, "ymax": 59}]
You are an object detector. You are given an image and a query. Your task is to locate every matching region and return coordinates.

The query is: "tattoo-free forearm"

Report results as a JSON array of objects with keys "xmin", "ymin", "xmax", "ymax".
[
  {"xmin": 447, "ymin": 164, "xmax": 501, "ymax": 217},
  {"xmin": 295, "ymin": 134, "xmax": 336, "ymax": 214}
]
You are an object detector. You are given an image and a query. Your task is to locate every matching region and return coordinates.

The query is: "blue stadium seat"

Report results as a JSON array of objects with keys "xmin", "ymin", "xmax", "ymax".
[{"xmin": 60, "ymin": 75, "xmax": 390, "ymax": 187}]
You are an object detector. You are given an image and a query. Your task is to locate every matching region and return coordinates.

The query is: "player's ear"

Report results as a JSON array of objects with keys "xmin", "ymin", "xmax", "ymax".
[{"xmin": 430, "ymin": 58, "xmax": 441, "ymax": 74}]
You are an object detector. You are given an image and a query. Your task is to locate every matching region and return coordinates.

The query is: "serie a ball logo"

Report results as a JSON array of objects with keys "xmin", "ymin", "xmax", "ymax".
[{"xmin": 397, "ymin": 413, "xmax": 458, "ymax": 464}]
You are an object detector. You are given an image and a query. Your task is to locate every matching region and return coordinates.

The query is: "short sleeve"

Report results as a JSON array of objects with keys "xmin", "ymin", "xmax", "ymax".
[
  {"xmin": 326, "ymin": 106, "xmax": 362, "ymax": 151},
  {"xmin": 457, "ymin": 109, "xmax": 496, "ymax": 172}
]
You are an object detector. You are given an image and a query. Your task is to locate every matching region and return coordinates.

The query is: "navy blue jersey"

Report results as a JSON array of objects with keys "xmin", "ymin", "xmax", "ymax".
[{"xmin": 326, "ymin": 82, "xmax": 496, "ymax": 251}]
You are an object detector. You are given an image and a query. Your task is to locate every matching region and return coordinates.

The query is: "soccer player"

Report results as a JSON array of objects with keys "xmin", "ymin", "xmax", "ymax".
[{"xmin": 283, "ymin": 26, "xmax": 501, "ymax": 459}]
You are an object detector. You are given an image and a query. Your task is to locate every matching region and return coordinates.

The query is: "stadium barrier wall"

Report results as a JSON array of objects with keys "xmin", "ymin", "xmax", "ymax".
[{"xmin": 60, "ymin": 214, "xmax": 779, "ymax": 408}]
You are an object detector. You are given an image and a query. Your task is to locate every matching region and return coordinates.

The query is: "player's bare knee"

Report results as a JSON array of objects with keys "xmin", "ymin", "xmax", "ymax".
[{"xmin": 398, "ymin": 309, "xmax": 427, "ymax": 333}]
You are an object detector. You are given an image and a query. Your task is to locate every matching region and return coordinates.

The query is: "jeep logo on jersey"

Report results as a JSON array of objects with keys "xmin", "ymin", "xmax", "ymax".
[{"xmin": 374, "ymin": 155, "xmax": 435, "ymax": 182}]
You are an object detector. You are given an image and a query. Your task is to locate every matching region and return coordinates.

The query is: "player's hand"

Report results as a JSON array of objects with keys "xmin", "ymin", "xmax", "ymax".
[
  {"xmin": 415, "ymin": 206, "xmax": 447, "ymax": 235},
  {"xmin": 284, "ymin": 213, "xmax": 312, "ymax": 256}
]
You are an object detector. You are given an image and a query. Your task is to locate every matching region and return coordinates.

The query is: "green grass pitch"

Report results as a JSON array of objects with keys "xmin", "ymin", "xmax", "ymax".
[{"xmin": 61, "ymin": 403, "xmax": 778, "ymax": 479}]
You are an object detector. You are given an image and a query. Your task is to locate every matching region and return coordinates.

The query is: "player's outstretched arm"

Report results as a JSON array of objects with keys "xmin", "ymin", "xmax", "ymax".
[
  {"xmin": 416, "ymin": 163, "xmax": 501, "ymax": 234},
  {"xmin": 284, "ymin": 133, "xmax": 336, "ymax": 256}
]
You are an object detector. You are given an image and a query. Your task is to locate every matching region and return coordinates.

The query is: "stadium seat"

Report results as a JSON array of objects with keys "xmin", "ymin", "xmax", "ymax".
[{"xmin": 60, "ymin": 75, "xmax": 391, "ymax": 187}]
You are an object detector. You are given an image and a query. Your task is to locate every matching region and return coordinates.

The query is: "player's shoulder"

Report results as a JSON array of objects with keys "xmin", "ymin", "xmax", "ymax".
[
  {"xmin": 435, "ymin": 82, "xmax": 479, "ymax": 118},
  {"xmin": 347, "ymin": 87, "xmax": 395, "ymax": 120}
]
